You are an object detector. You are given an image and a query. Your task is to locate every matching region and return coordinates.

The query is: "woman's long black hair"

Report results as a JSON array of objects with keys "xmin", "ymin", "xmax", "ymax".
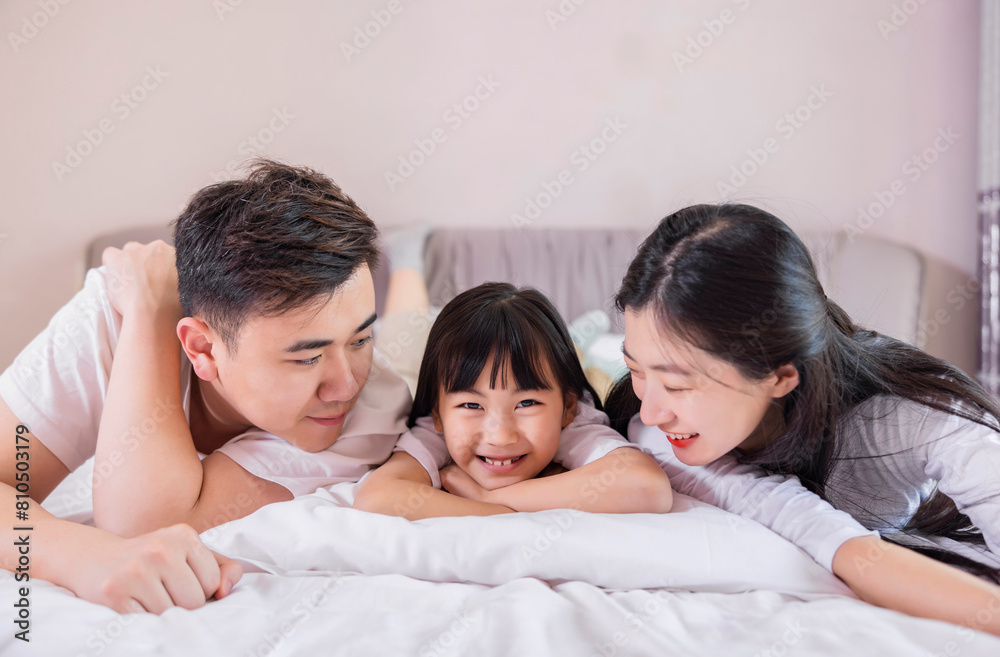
[
  {"xmin": 605, "ymin": 203, "xmax": 1000, "ymax": 582},
  {"xmin": 409, "ymin": 282, "xmax": 601, "ymax": 427}
]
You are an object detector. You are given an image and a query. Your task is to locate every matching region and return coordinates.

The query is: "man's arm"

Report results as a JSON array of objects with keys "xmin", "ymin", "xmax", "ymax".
[
  {"xmin": 441, "ymin": 446, "xmax": 674, "ymax": 514},
  {"xmin": 0, "ymin": 399, "xmax": 240, "ymax": 612},
  {"xmin": 354, "ymin": 452, "xmax": 515, "ymax": 519},
  {"xmin": 92, "ymin": 241, "xmax": 291, "ymax": 537}
]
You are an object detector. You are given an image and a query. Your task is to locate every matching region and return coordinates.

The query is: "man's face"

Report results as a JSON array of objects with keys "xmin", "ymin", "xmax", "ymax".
[{"xmin": 210, "ymin": 265, "xmax": 377, "ymax": 452}]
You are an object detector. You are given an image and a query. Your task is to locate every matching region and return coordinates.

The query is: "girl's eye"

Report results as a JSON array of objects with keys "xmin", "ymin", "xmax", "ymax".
[
  {"xmin": 516, "ymin": 399, "xmax": 539, "ymax": 408},
  {"xmin": 296, "ymin": 356, "xmax": 321, "ymax": 366},
  {"xmin": 459, "ymin": 402, "xmax": 482, "ymax": 410},
  {"xmin": 352, "ymin": 335, "xmax": 372, "ymax": 348}
]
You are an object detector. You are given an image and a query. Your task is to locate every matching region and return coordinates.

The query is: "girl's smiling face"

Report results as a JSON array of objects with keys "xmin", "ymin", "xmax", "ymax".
[
  {"xmin": 433, "ymin": 355, "xmax": 576, "ymax": 490},
  {"xmin": 622, "ymin": 306, "xmax": 799, "ymax": 466}
]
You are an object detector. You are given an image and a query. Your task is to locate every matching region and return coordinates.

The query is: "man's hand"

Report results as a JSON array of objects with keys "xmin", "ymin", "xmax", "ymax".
[
  {"xmin": 101, "ymin": 240, "xmax": 182, "ymax": 321},
  {"xmin": 65, "ymin": 524, "xmax": 242, "ymax": 614}
]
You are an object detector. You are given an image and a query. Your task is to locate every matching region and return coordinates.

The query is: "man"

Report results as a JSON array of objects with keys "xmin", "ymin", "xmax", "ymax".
[{"xmin": 0, "ymin": 160, "xmax": 410, "ymax": 613}]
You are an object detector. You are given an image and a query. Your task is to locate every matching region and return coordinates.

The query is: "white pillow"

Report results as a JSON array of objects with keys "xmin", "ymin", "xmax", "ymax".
[{"xmin": 202, "ymin": 483, "xmax": 854, "ymax": 599}]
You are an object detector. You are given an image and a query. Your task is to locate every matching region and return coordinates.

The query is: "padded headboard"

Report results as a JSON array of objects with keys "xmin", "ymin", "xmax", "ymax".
[
  {"xmin": 422, "ymin": 228, "xmax": 924, "ymax": 345},
  {"xmin": 86, "ymin": 225, "xmax": 972, "ymax": 372}
]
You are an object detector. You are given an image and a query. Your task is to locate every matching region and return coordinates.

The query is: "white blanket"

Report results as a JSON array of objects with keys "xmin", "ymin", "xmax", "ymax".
[{"xmin": 7, "ymin": 469, "xmax": 1000, "ymax": 657}]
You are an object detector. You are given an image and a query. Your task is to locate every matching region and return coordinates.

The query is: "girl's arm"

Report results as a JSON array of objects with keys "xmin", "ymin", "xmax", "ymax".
[
  {"xmin": 440, "ymin": 446, "xmax": 673, "ymax": 514},
  {"xmin": 353, "ymin": 452, "xmax": 515, "ymax": 519},
  {"xmin": 833, "ymin": 535, "xmax": 1000, "ymax": 637}
]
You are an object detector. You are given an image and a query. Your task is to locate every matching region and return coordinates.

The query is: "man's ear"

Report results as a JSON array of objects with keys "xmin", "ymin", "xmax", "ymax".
[
  {"xmin": 177, "ymin": 317, "xmax": 221, "ymax": 381},
  {"xmin": 561, "ymin": 392, "xmax": 579, "ymax": 429},
  {"xmin": 770, "ymin": 363, "xmax": 800, "ymax": 398}
]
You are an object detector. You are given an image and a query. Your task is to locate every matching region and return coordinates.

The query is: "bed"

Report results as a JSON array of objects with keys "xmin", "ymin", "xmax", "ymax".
[
  {"xmin": 5, "ymin": 226, "xmax": 996, "ymax": 656},
  {"xmin": 11, "ymin": 464, "xmax": 1000, "ymax": 656}
]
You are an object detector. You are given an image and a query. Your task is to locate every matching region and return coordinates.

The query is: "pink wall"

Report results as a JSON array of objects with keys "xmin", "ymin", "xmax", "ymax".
[{"xmin": 0, "ymin": 0, "xmax": 981, "ymax": 369}]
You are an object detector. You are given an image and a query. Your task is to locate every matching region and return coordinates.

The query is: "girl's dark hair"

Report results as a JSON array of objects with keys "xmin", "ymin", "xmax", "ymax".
[
  {"xmin": 409, "ymin": 282, "xmax": 601, "ymax": 427},
  {"xmin": 173, "ymin": 159, "xmax": 379, "ymax": 351},
  {"xmin": 606, "ymin": 203, "xmax": 1000, "ymax": 583}
]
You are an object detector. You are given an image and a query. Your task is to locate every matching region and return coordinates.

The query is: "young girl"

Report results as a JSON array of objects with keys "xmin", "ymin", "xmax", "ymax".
[
  {"xmin": 606, "ymin": 202, "xmax": 1000, "ymax": 635},
  {"xmin": 354, "ymin": 282, "xmax": 673, "ymax": 519}
]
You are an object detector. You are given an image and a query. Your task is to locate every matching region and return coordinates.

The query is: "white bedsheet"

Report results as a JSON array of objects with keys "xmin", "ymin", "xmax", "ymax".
[{"xmin": 6, "ymin": 467, "xmax": 1000, "ymax": 657}]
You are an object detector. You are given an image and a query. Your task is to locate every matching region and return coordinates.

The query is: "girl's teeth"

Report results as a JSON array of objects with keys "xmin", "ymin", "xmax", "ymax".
[{"xmin": 482, "ymin": 456, "xmax": 519, "ymax": 466}]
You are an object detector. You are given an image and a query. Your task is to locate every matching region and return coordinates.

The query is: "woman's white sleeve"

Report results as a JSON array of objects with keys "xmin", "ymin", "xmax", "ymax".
[
  {"xmin": 917, "ymin": 406, "xmax": 1000, "ymax": 557},
  {"xmin": 629, "ymin": 418, "xmax": 877, "ymax": 572}
]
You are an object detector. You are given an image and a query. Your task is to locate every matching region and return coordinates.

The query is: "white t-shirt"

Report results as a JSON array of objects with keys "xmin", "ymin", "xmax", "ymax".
[
  {"xmin": 631, "ymin": 395, "xmax": 1000, "ymax": 572},
  {"xmin": 395, "ymin": 393, "xmax": 635, "ymax": 489},
  {"xmin": 0, "ymin": 267, "xmax": 412, "ymax": 497}
]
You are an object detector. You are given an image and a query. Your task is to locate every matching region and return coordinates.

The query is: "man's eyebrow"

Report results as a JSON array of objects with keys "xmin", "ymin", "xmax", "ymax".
[
  {"xmin": 621, "ymin": 345, "xmax": 692, "ymax": 376},
  {"xmin": 284, "ymin": 339, "xmax": 332, "ymax": 353},
  {"xmin": 355, "ymin": 312, "xmax": 377, "ymax": 334},
  {"xmin": 283, "ymin": 313, "xmax": 378, "ymax": 353}
]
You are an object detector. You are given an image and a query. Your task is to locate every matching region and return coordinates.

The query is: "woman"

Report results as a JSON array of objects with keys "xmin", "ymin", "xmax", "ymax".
[{"xmin": 606, "ymin": 203, "xmax": 1000, "ymax": 635}]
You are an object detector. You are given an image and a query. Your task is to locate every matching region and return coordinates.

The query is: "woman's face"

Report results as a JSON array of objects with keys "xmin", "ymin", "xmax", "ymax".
[{"xmin": 622, "ymin": 306, "xmax": 799, "ymax": 466}]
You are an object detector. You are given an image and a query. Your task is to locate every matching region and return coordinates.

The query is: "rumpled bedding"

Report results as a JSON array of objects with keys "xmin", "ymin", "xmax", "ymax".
[{"xmin": 7, "ymin": 466, "xmax": 1000, "ymax": 656}]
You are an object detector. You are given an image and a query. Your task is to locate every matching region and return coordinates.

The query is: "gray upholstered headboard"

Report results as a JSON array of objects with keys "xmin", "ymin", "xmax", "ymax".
[
  {"xmin": 420, "ymin": 228, "xmax": 925, "ymax": 344},
  {"xmin": 85, "ymin": 225, "xmax": 976, "ymax": 375}
]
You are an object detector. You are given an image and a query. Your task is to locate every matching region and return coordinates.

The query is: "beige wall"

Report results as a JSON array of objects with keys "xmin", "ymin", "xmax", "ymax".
[{"xmin": 0, "ymin": 0, "xmax": 981, "ymax": 371}]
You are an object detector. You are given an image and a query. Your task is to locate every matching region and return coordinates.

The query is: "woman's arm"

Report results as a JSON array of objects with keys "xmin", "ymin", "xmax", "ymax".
[
  {"xmin": 354, "ymin": 452, "xmax": 515, "ymax": 519},
  {"xmin": 630, "ymin": 419, "xmax": 876, "ymax": 570},
  {"xmin": 441, "ymin": 446, "xmax": 673, "ymax": 514},
  {"xmin": 632, "ymin": 420, "xmax": 1000, "ymax": 636},
  {"xmin": 834, "ymin": 535, "xmax": 1000, "ymax": 637}
]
